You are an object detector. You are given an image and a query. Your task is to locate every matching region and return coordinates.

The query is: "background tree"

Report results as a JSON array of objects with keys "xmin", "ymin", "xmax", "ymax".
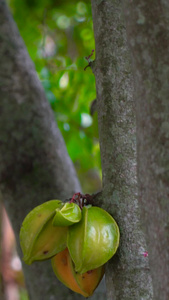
[
  {"xmin": 0, "ymin": 0, "xmax": 103, "ymax": 299},
  {"xmin": 8, "ymin": 0, "xmax": 101, "ymax": 193}
]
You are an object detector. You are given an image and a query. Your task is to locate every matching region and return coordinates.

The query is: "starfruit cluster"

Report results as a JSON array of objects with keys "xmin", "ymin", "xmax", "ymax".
[{"xmin": 20, "ymin": 194, "xmax": 120, "ymax": 297}]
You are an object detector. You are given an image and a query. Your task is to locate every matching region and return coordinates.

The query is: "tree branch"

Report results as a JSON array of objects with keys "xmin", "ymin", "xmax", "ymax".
[{"xmin": 91, "ymin": 0, "xmax": 153, "ymax": 299}]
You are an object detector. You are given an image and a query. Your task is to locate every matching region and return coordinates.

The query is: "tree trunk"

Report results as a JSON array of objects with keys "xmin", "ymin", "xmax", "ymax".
[
  {"xmin": 123, "ymin": 1, "xmax": 169, "ymax": 299},
  {"xmin": 0, "ymin": 1, "xmax": 105, "ymax": 299},
  {"xmin": 91, "ymin": 1, "xmax": 153, "ymax": 299}
]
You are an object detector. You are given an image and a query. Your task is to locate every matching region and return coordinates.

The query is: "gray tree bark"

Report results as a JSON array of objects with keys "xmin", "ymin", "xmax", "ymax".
[
  {"xmin": 123, "ymin": 1, "xmax": 169, "ymax": 299},
  {"xmin": 0, "ymin": 1, "xmax": 105, "ymax": 299},
  {"xmin": 91, "ymin": 0, "xmax": 153, "ymax": 299}
]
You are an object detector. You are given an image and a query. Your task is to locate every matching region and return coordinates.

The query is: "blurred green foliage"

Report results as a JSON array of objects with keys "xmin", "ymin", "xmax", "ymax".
[
  {"xmin": 8, "ymin": 0, "xmax": 101, "ymax": 193},
  {"xmin": 19, "ymin": 288, "xmax": 29, "ymax": 300}
]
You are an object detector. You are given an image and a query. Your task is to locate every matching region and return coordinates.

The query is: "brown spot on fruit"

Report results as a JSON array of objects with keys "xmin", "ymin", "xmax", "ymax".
[{"xmin": 61, "ymin": 257, "xmax": 67, "ymax": 266}]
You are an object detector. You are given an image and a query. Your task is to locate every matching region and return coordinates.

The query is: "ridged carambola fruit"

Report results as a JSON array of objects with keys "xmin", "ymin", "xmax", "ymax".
[
  {"xmin": 52, "ymin": 202, "xmax": 81, "ymax": 227},
  {"xmin": 20, "ymin": 200, "xmax": 68, "ymax": 265},
  {"xmin": 51, "ymin": 248, "xmax": 104, "ymax": 297},
  {"xmin": 67, "ymin": 206, "xmax": 120, "ymax": 274}
]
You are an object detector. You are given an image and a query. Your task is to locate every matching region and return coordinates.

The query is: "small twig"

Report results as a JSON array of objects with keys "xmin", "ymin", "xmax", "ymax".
[
  {"xmin": 84, "ymin": 50, "xmax": 95, "ymax": 71},
  {"xmin": 84, "ymin": 62, "xmax": 92, "ymax": 71}
]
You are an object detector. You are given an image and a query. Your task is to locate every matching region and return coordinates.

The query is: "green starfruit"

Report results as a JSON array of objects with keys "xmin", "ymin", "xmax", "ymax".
[
  {"xmin": 20, "ymin": 200, "xmax": 67, "ymax": 265},
  {"xmin": 52, "ymin": 202, "xmax": 81, "ymax": 227},
  {"xmin": 51, "ymin": 248, "xmax": 104, "ymax": 297},
  {"xmin": 67, "ymin": 206, "xmax": 120, "ymax": 274}
]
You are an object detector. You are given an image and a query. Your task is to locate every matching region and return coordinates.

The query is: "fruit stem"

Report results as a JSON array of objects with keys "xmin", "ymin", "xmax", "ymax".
[{"xmin": 69, "ymin": 193, "xmax": 94, "ymax": 209}]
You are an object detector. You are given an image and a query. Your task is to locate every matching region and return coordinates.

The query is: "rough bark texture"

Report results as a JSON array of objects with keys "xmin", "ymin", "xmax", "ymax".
[
  {"xmin": 91, "ymin": 1, "xmax": 153, "ymax": 299},
  {"xmin": 123, "ymin": 1, "xmax": 169, "ymax": 299},
  {"xmin": 0, "ymin": 1, "xmax": 106, "ymax": 299}
]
